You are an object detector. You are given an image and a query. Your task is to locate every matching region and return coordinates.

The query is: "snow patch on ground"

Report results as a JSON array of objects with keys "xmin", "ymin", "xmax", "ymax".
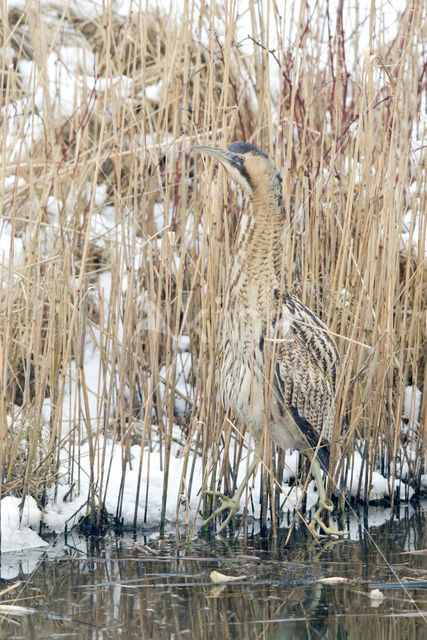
[
  {"xmin": 347, "ymin": 450, "xmax": 415, "ymax": 503},
  {"xmin": 43, "ymin": 430, "xmax": 205, "ymax": 531},
  {"xmin": 1, "ymin": 496, "xmax": 48, "ymax": 553}
]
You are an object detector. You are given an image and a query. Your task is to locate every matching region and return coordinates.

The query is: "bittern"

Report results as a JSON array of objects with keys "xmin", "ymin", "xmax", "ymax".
[{"xmin": 195, "ymin": 141, "xmax": 343, "ymax": 537}]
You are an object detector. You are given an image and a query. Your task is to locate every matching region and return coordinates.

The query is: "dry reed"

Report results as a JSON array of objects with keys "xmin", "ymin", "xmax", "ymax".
[{"xmin": 0, "ymin": 1, "xmax": 425, "ymax": 536}]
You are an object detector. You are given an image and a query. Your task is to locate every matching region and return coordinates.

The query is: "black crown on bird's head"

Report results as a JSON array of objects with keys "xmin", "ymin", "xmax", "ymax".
[{"xmin": 226, "ymin": 141, "xmax": 268, "ymax": 158}]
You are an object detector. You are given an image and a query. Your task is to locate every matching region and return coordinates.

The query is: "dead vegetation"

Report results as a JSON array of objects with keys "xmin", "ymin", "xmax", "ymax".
[{"xmin": 0, "ymin": 1, "xmax": 425, "ymax": 534}]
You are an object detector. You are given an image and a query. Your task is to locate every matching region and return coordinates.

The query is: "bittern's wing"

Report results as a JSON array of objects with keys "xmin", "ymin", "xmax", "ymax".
[{"xmin": 273, "ymin": 293, "xmax": 340, "ymax": 471}]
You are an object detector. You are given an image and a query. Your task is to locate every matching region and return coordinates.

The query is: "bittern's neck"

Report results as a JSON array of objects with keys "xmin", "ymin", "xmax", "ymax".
[{"xmin": 235, "ymin": 190, "xmax": 285, "ymax": 286}]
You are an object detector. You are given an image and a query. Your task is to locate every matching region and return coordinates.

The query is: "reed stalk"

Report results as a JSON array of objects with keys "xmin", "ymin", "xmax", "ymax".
[{"xmin": 0, "ymin": 1, "xmax": 425, "ymax": 535}]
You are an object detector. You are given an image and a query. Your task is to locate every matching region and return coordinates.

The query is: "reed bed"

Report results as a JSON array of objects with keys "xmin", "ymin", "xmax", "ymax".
[{"xmin": 0, "ymin": 0, "xmax": 425, "ymax": 537}]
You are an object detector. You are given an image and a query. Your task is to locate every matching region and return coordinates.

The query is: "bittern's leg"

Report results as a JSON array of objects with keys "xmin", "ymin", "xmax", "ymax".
[
  {"xmin": 307, "ymin": 454, "xmax": 344, "ymax": 537},
  {"xmin": 203, "ymin": 443, "xmax": 262, "ymax": 533}
]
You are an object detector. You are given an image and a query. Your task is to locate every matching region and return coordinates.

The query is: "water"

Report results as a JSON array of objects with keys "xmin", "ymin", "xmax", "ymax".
[{"xmin": 1, "ymin": 506, "xmax": 426, "ymax": 639}]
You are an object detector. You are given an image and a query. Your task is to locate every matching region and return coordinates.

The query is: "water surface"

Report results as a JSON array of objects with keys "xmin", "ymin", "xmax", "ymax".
[{"xmin": 1, "ymin": 506, "xmax": 426, "ymax": 639}]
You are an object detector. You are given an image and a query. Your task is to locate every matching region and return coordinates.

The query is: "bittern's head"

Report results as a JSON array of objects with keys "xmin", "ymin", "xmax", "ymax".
[{"xmin": 194, "ymin": 142, "xmax": 282, "ymax": 206}]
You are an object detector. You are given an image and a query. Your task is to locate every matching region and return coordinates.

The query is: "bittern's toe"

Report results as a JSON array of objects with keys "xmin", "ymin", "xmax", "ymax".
[
  {"xmin": 308, "ymin": 500, "xmax": 344, "ymax": 538},
  {"xmin": 202, "ymin": 490, "xmax": 242, "ymax": 533}
]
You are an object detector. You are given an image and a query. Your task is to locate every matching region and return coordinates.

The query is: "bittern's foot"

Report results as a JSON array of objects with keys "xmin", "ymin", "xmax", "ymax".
[
  {"xmin": 203, "ymin": 490, "xmax": 242, "ymax": 534},
  {"xmin": 308, "ymin": 498, "xmax": 344, "ymax": 538}
]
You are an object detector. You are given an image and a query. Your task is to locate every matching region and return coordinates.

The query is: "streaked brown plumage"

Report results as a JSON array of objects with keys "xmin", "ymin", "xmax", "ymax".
[{"xmin": 195, "ymin": 142, "xmax": 343, "ymax": 536}]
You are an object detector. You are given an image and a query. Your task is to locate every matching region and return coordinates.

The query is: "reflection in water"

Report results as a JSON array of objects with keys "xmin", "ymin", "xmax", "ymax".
[{"xmin": 0, "ymin": 506, "xmax": 426, "ymax": 639}]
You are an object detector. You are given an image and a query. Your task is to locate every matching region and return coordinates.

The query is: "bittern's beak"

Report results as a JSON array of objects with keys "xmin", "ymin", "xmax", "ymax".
[{"xmin": 193, "ymin": 145, "xmax": 246, "ymax": 175}]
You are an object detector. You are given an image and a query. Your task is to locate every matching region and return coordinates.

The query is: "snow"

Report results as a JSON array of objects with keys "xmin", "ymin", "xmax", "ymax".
[
  {"xmin": 1, "ymin": 100, "xmax": 45, "ymax": 163},
  {"xmin": 0, "ymin": 221, "xmax": 25, "ymax": 274},
  {"xmin": 43, "ymin": 431, "xmax": 206, "ymax": 530},
  {"xmin": 16, "ymin": 49, "xmax": 132, "ymax": 126},
  {"xmin": 1, "ymin": 497, "xmax": 48, "ymax": 554},
  {"xmin": 18, "ymin": 54, "xmax": 88, "ymax": 118},
  {"xmin": 3, "ymin": 429, "xmax": 415, "ymax": 551},
  {"xmin": 145, "ymin": 81, "xmax": 163, "ymax": 103},
  {"xmin": 347, "ymin": 450, "xmax": 415, "ymax": 503},
  {"xmin": 59, "ymin": 339, "xmax": 106, "ymax": 439},
  {"xmin": 45, "ymin": 195, "xmax": 64, "ymax": 219},
  {"xmin": 401, "ymin": 210, "xmax": 427, "ymax": 258},
  {"xmin": 403, "ymin": 386, "xmax": 422, "ymax": 426},
  {"xmin": 1, "ymin": 416, "xmax": 418, "ymax": 554},
  {"xmin": 7, "ymin": 0, "xmax": 140, "ymax": 19}
]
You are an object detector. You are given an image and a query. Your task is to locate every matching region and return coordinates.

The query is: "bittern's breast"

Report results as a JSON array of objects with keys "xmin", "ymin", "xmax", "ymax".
[
  {"xmin": 220, "ymin": 302, "xmax": 304, "ymax": 451},
  {"xmin": 219, "ymin": 266, "xmax": 307, "ymax": 450},
  {"xmin": 220, "ymin": 323, "xmax": 265, "ymax": 430}
]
